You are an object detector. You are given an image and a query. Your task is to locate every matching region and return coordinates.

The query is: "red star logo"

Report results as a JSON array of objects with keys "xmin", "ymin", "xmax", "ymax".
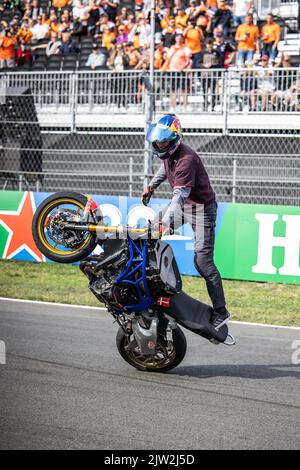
[{"xmin": 0, "ymin": 192, "xmax": 44, "ymax": 262}]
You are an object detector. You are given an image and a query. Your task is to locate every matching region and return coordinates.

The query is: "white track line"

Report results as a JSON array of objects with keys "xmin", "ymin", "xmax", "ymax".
[{"xmin": 1, "ymin": 297, "xmax": 300, "ymax": 331}]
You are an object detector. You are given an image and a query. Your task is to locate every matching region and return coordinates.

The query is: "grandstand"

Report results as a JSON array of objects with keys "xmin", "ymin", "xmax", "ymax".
[{"xmin": 0, "ymin": 0, "xmax": 299, "ymax": 205}]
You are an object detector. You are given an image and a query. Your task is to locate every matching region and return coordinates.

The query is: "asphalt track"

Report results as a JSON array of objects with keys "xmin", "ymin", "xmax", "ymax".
[{"xmin": 0, "ymin": 298, "xmax": 300, "ymax": 450}]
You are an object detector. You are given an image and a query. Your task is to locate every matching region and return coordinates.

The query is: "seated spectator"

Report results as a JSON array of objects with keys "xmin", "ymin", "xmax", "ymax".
[
  {"xmin": 17, "ymin": 22, "xmax": 33, "ymax": 44},
  {"xmin": 124, "ymin": 14, "xmax": 136, "ymax": 35},
  {"xmin": 59, "ymin": 30, "xmax": 79, "ymax": 55},
  {"xmin": 45, "ymin": 31, "xmax": 62, "ymax": 56},
  {"xmin": 128, "ymin": 13, "xmax": 151, "ymax": 47},
  {"xmin": 10, "ymin": 15, "xmax": 21, "ymax": 33},
  {"xmin": 107, "ymin": 42, "xmax": 129, "ymax": 71},
  {"xmin": 95, "ymin": 13, "xmax": 115, "ymax": 36},
  {"xmin": 235, "ymin": 13, "xmax": 259, "ymax": 64},
  {"xmin": 31, "ymin": 15, "xmax": 50, "ymax": 43},
  {"xmin": 86, "ymin": 44, "xmax": 108, "ymax": 69},
  {"xmin": 16, "ymin": 39, "xmax": 32, "ymax": 66},
  {"xmin": 116, "ymin": 24, "xmax": 128, "ymax": 44},
  {"xmin": 116, "ymin": 6, "xmax": 128, "ymax": 27},
  {"xmin": 261, "ymin": 13, "xmax": 281, "ymax": 64},
  {"xmin": 232, "ymin": 0, "xmax": 252, "ymax": 27},
  {"xmin": 211, "ymin": 0, "xmax": 232, "ymax": 38},
  {"xmin": 183, "ymin": 19, "xmax": 204, "ymax": 69},
  {"xmin": 101, "ymin": 25, "xmax": 116, "ymax": 49},
  {"xmin": 0, "ymin": 28, "xmax": 17, "ymax": 69},
  {"xmin": 28, "ymin": 0, "xmax": 44, "ymax": 21}
]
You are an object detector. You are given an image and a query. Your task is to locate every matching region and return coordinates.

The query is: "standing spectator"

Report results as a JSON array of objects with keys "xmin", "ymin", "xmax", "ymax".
[
  {"xmin": 72, "ymin": 0, "xmax": 90, "ymax": 35},
  {"xmin": 124, "ymin": 41, "xmax": 141, "ymax": 68},
  {"xmin": 87, "ymin": 1, "xmax": 101, "ymax": 36},
  {"xmin": 162, "ymin": 33, "xmax": 192, "ymax": 110},
  {"xmin": 235, "ymin": 13, "xmax": 259, "ymax": 64},
  {"xmin": 160, "ymin": 7, "xmax": 172, "ymax": 30},
  {"xmin": 183, "ymin": 19, "xmax": 204, "ymax": 69},
  {"xmin": 232, "ymin": 0, "xmax": 252, "ymax": 27},
  {"xmin": 45, "ymin": 30, "xmax": 62, "ymax": 56},
  {"xmin": 261, "ymin": 13, "xmax": 281, "ymax": 63},
  {"xmin": 0, "ymin": 28, "xmax": 17, "ymax": 69},
  {"xmin": 175, "ymin": 8, "xmax": 188, "ymax": 30},
  {"xmin": 86, "ymin": 43, "xmax": 108, "ymax": 68},
  {"xmin": 59, "ymin": 30, "xmax": 79, "ymax": 55},
  {"xmin": 214, "ymin": 30, "xmax": 235, "ymax": 68},
  {"xmin": 101, "ymin": 0, "xmax": 120, "ymax": 23},
  {"xmin": 200, "ymin": 37, "xmax": 221, "ymax": 110},
  {"xmin": 211, "ymin": 0, "xmax": 233, "ymax": 38},
  {"xmin": 162, "ymin": 17, "xmax": 179, "ymax": 47}
]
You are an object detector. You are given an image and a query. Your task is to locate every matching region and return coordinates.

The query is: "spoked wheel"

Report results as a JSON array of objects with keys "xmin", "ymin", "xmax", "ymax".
[
  {"xmin": 116, "ymin": 326, "xmax": 187, "ymax": 373},
  {"xmin": 32, "ymin": 191, "xmax": 97, "ymax": 263}
]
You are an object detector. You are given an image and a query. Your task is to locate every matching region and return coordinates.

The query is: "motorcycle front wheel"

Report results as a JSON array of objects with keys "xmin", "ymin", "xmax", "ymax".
[
  {"xmin": 32, "ymin": 191, "xmax": 97, "ymax": 263},
  {"xmin": 116, "ymin": 326, "xmax": 187, "ymax": 373}
]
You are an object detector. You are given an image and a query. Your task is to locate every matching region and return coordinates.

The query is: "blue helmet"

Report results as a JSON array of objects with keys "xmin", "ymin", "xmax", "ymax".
[{"xmin": 146, "ymin": 114, "xmax": 182, "ymax": 160}]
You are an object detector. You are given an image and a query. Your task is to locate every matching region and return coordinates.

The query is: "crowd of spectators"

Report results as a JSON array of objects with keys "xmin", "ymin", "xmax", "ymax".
[
  {"xmin": 0, "ymin": 0, "xmax": 294, "ymax": 71},
  {"xmin": 0, "ymin": 0, "xmax": 299, "ymax": 112}
]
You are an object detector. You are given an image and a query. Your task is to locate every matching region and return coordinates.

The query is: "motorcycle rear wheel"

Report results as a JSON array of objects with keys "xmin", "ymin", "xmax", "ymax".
[
  {"xmin": 116, "ymin": 326, "xmax": 187, "ymax": 373},
  {"xmin": 32, "ymin": 191, "xmax": 97, "ymax": 263}
]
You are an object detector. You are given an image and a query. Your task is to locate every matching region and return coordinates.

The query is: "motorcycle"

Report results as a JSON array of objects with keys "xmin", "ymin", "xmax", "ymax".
[{"xmin": 32, "ymin": 191, "xmax": 235, "ymax": 373}]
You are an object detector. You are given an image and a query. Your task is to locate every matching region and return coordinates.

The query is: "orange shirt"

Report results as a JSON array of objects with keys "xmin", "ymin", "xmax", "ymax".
[
  {"xmin": 160, "ymin": 17, "xmax": 171, "ymax": 30},
  {"xmin": 175, "ymin": 14, "xmax": 188, "ymax": 30},
  {"xmin": 166, "ymin": 44, "xmax": 192, "ymax": 71},
  {"xmin": 49, "ymin": 22, "xmax": 62, "ymax": 33},
  {"xmin": 102, "ymin": 32, "xmax": 116, "ymax": 49},
  {"xmin": 154, "ymin": 49, "xmax": 163, "ymax": 69},
  {"xmin": 17, "ymin": 29, "xmax": 33, "ymax": 44},
  {"xmin": 235, "ymin": 23, "xmax": 259, "ymax": 50},
  {"xmin": 0, "ymin": 37, "xmax": 17, "ymax": 60},
  {"xmin": 52, "ymin": 0, "xmax": 70, "ymax": 7},
  {"xmin": 261, "ymin": 23, "xmax": 281, "ymax": 43},
  {"xmin": 207, "ymin": 0, "xmax": 218, "ymax": 7},
  {"xmin": 184, "ymin": 28, "xmax": 203, "ymax": 54}
]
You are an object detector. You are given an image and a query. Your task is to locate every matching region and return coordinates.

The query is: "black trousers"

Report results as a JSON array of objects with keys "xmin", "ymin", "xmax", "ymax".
[
  {"xmin": 156, "ymin": 201, "xmax": 226, "ymax": 310},
  {"xmin": 192, "ymin": 202, "xmax": 226, "ymax": 310}
]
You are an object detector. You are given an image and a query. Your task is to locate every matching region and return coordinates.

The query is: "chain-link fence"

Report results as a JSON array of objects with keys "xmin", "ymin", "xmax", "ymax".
[{"xmin": 0, "ymin": 69, "xmax": 299, "ymax": 205}]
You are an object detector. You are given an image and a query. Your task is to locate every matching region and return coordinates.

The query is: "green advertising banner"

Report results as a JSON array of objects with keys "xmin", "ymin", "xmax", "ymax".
[{"xmin": 0, "ymin": 191, "xmax": 299, "ymax": 284}]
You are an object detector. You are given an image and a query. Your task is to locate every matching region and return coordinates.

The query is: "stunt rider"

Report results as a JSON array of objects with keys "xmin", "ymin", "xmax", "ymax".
[{"xmin": 141, "ymin": 114, "xmax": 230, "ymax": 330}]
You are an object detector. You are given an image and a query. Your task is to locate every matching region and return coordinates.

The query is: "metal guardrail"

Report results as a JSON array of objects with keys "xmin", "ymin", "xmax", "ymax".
[{"xmin": 0, "ymin": 68, "xmax": 299, "ymax": 120}]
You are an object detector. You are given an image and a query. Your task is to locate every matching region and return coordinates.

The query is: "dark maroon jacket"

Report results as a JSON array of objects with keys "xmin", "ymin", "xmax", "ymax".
[{"xmin": 163, "ymin": 143, "xmax": 216, "ymax": 205}]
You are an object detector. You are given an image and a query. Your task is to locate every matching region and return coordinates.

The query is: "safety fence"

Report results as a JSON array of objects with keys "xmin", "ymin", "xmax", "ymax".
[
  {"xmin": 0, "ymin": 68, "xmax": 299, "ymax": 121},
  {"xmin": 1, "ymin": 131, "xmax": 299, "ymax": 206}
]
